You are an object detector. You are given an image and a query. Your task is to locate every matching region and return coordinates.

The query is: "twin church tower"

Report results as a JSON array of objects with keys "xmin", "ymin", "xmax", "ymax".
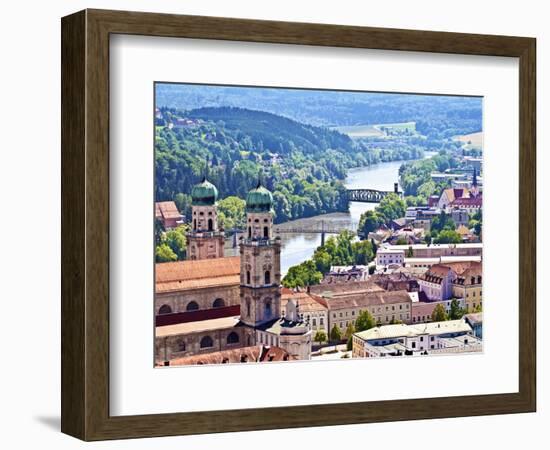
[{"xmin": 185, "ymin": 176, "xmax": 310, "ymax": 359}]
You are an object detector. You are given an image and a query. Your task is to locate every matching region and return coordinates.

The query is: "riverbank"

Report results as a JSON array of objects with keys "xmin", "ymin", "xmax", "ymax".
[{"xmin": 224, "ymin": 153, "xmax": 435, "ymax": 274}]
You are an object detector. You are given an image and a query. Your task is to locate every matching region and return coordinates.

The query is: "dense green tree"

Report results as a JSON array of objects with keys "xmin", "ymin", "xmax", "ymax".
[
  {"xmin": 283, "ymin": 231, "xmax": 375, "ymax": 287},
  {"xmin": 163, "ymin": 225, "xmax": 188, "ymax": 260},
  {"xmin": 355, "ymin": 310, "xmax": 376, "ymax": 332},
  {"xmin": 434, "ymin": 229, "xmax": 462, "ymax": 244},
  {"xmin": 282, "ymin": 260, "xmax": 322, "ymax": 288},
  {"xmin": 330, "ymin": 324, "xmax": 343, "ymax": 343},
  {"xmin": 431, "ymin": 211, "xmax": 456, "ymax": 234},
  {"xmin": 347, "ymin": 336, "xmax": 353, "ymax": 352},
  {"xmin": 359, "ymin": 210, "xmax": 385, "ymax": 235},
  {"xmin": 376, "ymin": 193, "xmax": 407, "ymax": 222},
  {"xmin": 155, "ymin": 218, "xmax": 165, "ymax": 246},
  {"xmin": 431, "ymin": 304, "xmax": 448, "ymax": 322},
  {"xmin": 449, "ymin": 298, "xmax": 465, "ymax": 320},
  {"xmin": 344, "ymin": 322, "xmax": 356, "ymax": 340},
  {"xmin": 351, "ymin": 240, "xmax": 374, "ymax": 265},
  {"xmin": 173, "ymin": 192, "xmax": 192, "ymax": 219},
  {"xmin": 217, "ymin": 196, "xmax": 246, "ymax": 230},
  {"xmin": 155, "ymin": 243, "xmax": 177, "ymax": 262},
  {"xmin": 314, "ymin": 330, "xmax": 327, "ymax": 347}
]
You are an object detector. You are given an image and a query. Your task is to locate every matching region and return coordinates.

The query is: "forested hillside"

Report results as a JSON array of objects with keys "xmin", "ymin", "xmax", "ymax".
[
  {"xmin": 155, "ymin": 107, "xmax": 423, "ymax": 224},
  {"xmin": 156, "ymin": 84, "xmax": 482, "ymax": 138}
]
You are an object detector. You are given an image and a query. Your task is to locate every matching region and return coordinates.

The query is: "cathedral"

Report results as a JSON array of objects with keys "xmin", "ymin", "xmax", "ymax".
[{"xmin": 154, "ymin": 178, "xmax": 312, "ymax": 365}]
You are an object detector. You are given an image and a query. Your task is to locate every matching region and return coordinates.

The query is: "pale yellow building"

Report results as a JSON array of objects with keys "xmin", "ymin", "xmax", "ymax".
[{"xmin": 452, "ymin": 261, "xmax": 482, "ymax": 312}]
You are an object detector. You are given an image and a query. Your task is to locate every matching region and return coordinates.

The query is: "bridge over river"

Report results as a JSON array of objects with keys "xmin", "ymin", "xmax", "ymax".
[{"xmin": 346, "ymin": 182, "xmax": 402, "ymax": 203}]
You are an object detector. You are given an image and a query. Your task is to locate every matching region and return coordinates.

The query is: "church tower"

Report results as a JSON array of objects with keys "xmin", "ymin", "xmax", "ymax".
[
  {"xmin": 470, "ymin": 167, "xmax": 479, "ymax": 197},
  {"xmin": 186, "ymin": 177, "xmax": 225, "ymax": 260},
  {"xmin": 239, "ymin": 181, "xmax": 282, "ymax": 328}
]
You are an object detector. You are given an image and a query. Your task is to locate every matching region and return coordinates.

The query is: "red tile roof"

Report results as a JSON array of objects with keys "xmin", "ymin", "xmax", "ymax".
[
  {"xmin": 163, "ymin": 345, "xmax": 295, "ymax": 366},
  {"xmin": 156, "ymin": 256, "xmax": 240, "ymax": 293},
  {"xmin": 281, "ymin": 291, "xmax": 328, "ymax": 313},
  {"xmin": 326, "ymin": 290, "xmax": 412, "ymax": 311},
  {"xmin": 155, "ymin": 201, "xmax": 182, "ymax": 220},
  {"xmin": 451, "ymin": 196, "xmax": 482, "ymax": 207}
]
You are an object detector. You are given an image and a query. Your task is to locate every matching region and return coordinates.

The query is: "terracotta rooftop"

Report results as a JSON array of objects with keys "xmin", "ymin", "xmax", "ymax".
[
  {"xmin": 156, "ymin": 256, "xmax": 240, "ymax": 293},
  {"xmin": 454, "ymin": 261, "xmax": 482, "ymax": 285},
  {"xmin": 451, "ymin": 196, "xmax": 482, "ymax": 207},
  {"xmin": 327, "ymin": 290, "xmax": 412, "ymax": 311},
  {"xmin": 163, "ymin": 345, "xmax": 296, "ymax": 366},
  {"xmin": 422, "ymin": 264, "xmax": 454, "ymax": 283},
  {"xmin": 155, "ymin": 201, "xmax": 182, "ymax": 220},
  {"xmin": 281, "ymin": 291, "xmax": 328, "ymax": 313},
  {"xmin": 309, "ymin": 280, "xmax": 384, "ymax": 298}
]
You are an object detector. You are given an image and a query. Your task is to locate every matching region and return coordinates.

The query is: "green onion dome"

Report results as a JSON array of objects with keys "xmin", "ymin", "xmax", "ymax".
[
  {"xmin": 246, "ymin": 181, "xmax": 274, "ymax": 213},
  {"xmin": 191, "ymin": 177, "xmax": 218, "ymax": 206}
]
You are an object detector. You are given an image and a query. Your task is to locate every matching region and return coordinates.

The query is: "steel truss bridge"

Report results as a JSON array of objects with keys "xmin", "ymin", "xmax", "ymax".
[{"xmin": 346, "ymin": 184, "xmax": 402, "ymax": 203}]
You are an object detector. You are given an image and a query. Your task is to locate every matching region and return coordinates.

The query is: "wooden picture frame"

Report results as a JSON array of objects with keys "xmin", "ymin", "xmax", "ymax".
[{"xmin": 61, "ymin": 8, "xmax": 536, "ymax": 441}]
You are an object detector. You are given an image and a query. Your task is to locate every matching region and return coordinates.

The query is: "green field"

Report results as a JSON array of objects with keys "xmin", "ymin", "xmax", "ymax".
[
  {"xmin": 334, "ymin": 121, "xmax": 416, "ymax": 138},
  {"xmin": 454, "ymin": 131, "xmax": 483, "ymax": 150}
]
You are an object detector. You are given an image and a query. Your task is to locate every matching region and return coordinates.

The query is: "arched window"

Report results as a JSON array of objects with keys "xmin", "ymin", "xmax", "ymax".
[
  {"xmin": 177, "ymin": 339, "xmax": 186, "ymax": 352},
  {"xmin": 158, "ymin": 304, "xmax": 172, "ymax": 315},
  {"xmin": 193, "ymin": 219, "xmax": 197, "ymax": 230},
  {"xmin": 240, "ymin": 355, "xmax": 248, "ymax": 363},
  {"xmin": 471, "ymin": 276, "xmax": 476, "ymax": 284},
  {"xmin": 246, "ymin": 299, "xmax": 251, "ymax": 317},
  {"xmin": 248, "ymin": 227, "xmax": 252, "ymax": 239},
  {"xmin": 222, "ymin": 358, "xmax": 229, "ymax": 364},
  {"xmin": 208, "ymin": 218, "xmax": 213, "ymax": 231},
  {"xmin": 200, "ymin": 336, "xmax": 213, "ymax": 348},
  {"xmin": 213, "ymin": 298, "xmax": 225, "ymax": 308},
  {"xmin": 264, "ymin": 270, "xmax": 271, "ymax": 285},
  {"xmin": 227, "ymin": 332, "xmax": 239, "ymax": 345},
  {"xmin": 186, "ymin": 301, "xmax": 199, "ymax": 311},
  {"xmin": 263, "ymin": 226, "xmax": 269, "ymax": 238},
  {"xmin": 246, "ymin": 271, "xmax": 251, "ymax": 284},
  {"xmin": 265, "ymin": 299, "xmax": 272, "ymax": 317}
]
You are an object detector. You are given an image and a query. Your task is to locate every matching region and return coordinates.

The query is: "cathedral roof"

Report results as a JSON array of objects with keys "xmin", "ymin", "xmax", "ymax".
[
  {"xmin": 162, "ymin": 345, "xmax": 296, "ymax": 366},
  {"xmin": 191, "ymin": 177, "xmax": 218, "ymax": 206},
  {"xmin": 156, "ymin": 256, "xmax": 240, "ymax": 293}
]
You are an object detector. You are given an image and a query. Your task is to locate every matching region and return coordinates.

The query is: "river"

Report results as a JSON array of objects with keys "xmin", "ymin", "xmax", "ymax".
[{"xmin": 226, "ymin": 153, "xmax": 434, "ymax": 274}]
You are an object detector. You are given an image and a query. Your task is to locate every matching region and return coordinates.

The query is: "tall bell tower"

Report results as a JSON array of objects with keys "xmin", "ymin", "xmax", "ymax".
[
  {"xmin": 239, "ymin": 181, "xmax": 282, "ymax": 327},
  {"xmin": 186, "ymin": 177, "xmax": 225, "ymax": 260}
]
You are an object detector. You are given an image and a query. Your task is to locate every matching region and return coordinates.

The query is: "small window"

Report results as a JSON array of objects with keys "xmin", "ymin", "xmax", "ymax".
[
  {"xmin": 186, "ymin": 301, "xmax": 199, "ymax": 311},
  {"xmin": 264, "ymin": 270, "xmax": 271, "ymax": 285},
  {"xmin": 158, "ymin": 304, "xmax": 172, "ymax": 315},
  {"xmin": 200, "ymin": 336, "xmax": 213, "ymax": 348},
  {"xmin": 246, "ymin": 271, "xmax": 251, "ymax": 284},
  {"xmin": 227, "ymin": 332, "xmax": 239, "ymax": 345},
  {"xmin": 213, "ymin": 298, "xmax": 225, "ymax": 308}
]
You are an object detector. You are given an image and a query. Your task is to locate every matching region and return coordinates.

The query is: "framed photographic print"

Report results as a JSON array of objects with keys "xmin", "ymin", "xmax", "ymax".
[{"xmin": 61, "ymin": 9, "xmax": 536, "ymax": 441}]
